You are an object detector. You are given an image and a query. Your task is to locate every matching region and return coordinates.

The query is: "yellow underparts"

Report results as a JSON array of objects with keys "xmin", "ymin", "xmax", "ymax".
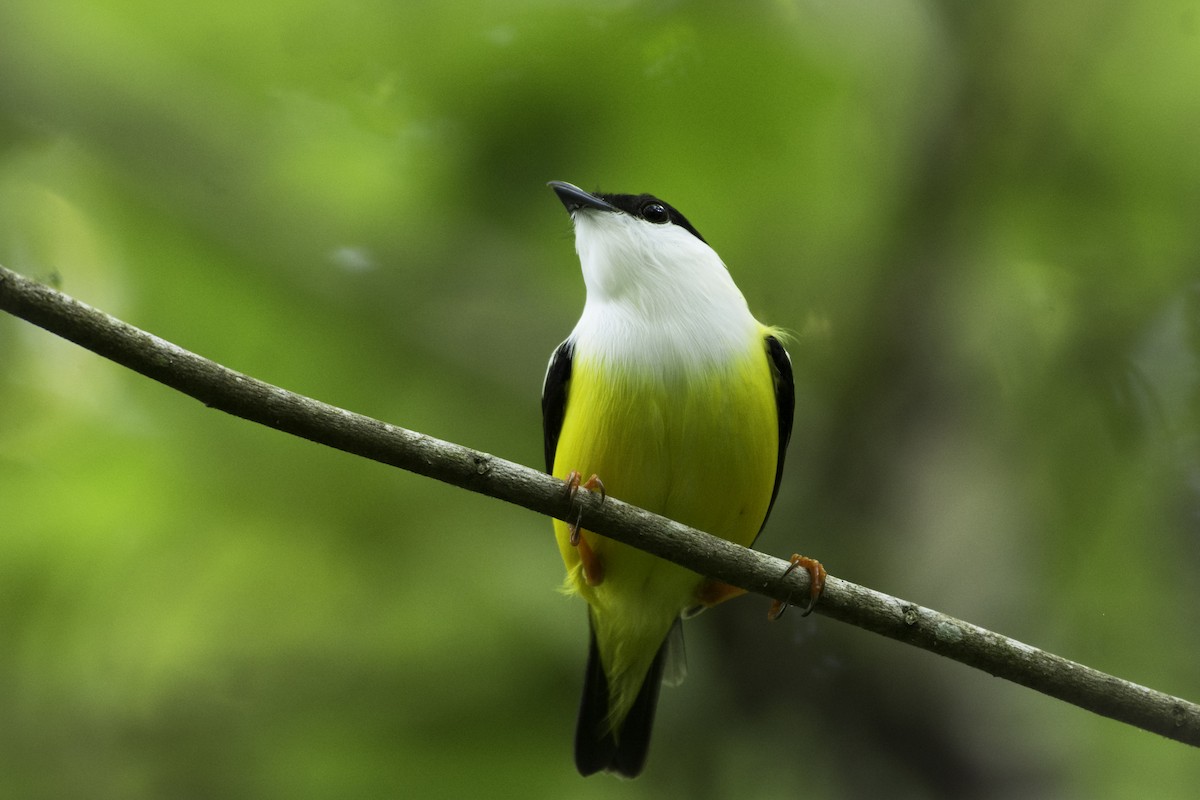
[{"xmin": 553, "ymin": 336, "xmax": 779, "ymax": 735}]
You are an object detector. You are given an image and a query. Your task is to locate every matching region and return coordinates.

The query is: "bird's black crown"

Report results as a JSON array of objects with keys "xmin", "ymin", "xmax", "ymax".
[{"xmin": 597, "ymin": 191, "xmax": 708, "ymax": 244}]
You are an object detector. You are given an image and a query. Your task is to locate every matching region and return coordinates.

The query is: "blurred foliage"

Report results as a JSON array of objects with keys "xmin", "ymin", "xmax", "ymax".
[{"xmin": 1, "ymin": 1, "xmax": 1198, "ymax": 797}]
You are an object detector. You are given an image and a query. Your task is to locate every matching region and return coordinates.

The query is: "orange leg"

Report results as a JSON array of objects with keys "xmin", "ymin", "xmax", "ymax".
[
  {"xmin": 694, "ymin": 578, "xmax": 748, "ymax": 609},
  {"xmin": 564, "ymin": 471, "xmax": 607, "ymax": 585},
  {"xmin": 576, "ymin": 533, "xmax": 605, "ymax": 586},
  {"xmin": 768, "ymin": 554, "xmax": 827, "ymax": 620}
]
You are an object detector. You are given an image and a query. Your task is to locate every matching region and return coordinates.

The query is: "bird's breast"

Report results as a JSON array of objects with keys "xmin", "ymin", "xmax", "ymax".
[{"xmin": 553, "ymin": 331, "xmax": 778, "ymax": 544}]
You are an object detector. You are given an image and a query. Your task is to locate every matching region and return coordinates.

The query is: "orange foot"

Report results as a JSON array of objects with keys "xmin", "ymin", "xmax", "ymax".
[
  {"xmin": 564, "ymin": 470, "xmax": 606, "ymax": 586},
  {"xmin": 767, "ymin": 554, "xmax": 827, "ymax": 620}
]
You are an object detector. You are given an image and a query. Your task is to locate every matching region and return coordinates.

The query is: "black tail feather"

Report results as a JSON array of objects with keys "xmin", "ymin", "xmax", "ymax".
[{"xmin": 574, "ymin": 618, "xmax": 668, "ymax": 778}]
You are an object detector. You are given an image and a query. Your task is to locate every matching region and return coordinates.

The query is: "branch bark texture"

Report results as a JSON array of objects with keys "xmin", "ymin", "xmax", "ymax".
[{"xmin": 2, "ymin": 263, "xmax": 1197, "ymax": 747}]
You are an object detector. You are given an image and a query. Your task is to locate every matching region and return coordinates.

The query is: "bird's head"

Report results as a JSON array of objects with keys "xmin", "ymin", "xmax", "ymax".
[{"xmin": 548, "ymin": 181, "xmax": 736, "ymax": 310}]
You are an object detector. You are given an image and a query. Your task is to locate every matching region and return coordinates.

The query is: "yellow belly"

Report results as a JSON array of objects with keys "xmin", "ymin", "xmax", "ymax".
[{"xmin": 552, "ymin": 338, "xmax": 779, "ymax": 728}]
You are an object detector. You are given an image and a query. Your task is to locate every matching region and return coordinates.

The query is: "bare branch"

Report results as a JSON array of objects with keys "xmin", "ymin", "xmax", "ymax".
[{"xmin": 2, "ymin": 263, "xmax": 1198, "ymax": 747}]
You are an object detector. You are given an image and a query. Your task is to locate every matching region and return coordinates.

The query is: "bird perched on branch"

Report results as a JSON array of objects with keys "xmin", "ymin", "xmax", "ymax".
[{"xmin": 543, "ymin": 181, "xmax": 816, "ymax": 777}]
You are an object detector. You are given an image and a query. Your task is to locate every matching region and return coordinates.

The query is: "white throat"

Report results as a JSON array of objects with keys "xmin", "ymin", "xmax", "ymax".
[{"xmin": 566, "ymin": 209, "xmax": 761, "ymax": 372}]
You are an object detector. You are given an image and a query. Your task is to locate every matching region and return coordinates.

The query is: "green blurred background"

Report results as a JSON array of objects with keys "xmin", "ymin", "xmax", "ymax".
[{"xmin": 1, "ymin": 1, "xmax": 1198, "ymax": 797}]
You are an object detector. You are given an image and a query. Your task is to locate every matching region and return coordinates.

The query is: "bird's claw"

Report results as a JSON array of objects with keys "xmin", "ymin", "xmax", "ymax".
[
  {"xmin": 564, "ymin": 470, "xmax": 607, "ymax": 585},
  {"xmin": 564, "ymin": 470, "xmax": 605, "ymax": 545},
  {"xmin": 564, "ymin": 470, "xmax": 606, "ymax": 503},
  {"xmin": 768, "ymin": 554, "xmax": 827, "ymax": 620}
]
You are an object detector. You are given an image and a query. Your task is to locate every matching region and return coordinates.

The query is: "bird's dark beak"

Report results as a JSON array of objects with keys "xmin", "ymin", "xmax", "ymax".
[{"xmin": 548, "ymin": 181, "xmax": 617, "ymax": 214}]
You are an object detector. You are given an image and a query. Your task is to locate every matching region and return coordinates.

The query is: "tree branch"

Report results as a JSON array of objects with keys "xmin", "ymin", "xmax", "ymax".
[{"xmin": 2, "ymin": 262, "xmax": 1197, "ymax": 747}]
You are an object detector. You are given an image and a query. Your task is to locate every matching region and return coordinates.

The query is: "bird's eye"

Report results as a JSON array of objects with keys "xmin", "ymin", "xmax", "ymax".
[{"xmin": 641, "ymin": 203, "xmax": 670, "ymax": 224}]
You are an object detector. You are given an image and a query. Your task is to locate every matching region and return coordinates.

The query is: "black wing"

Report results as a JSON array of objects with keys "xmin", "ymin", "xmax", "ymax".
[
  {"xmin": 756, "ymin": 334, "xmax": 795, "ymax": 541},
  {"xmin": 541, "ymin": 340, "xmax": 574, "ymax": 473}
]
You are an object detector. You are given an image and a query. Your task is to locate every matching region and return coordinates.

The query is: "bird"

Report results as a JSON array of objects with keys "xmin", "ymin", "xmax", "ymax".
[{"xmin": 542, "ymin": 180, "xmax": 805, "ymax": 778}]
